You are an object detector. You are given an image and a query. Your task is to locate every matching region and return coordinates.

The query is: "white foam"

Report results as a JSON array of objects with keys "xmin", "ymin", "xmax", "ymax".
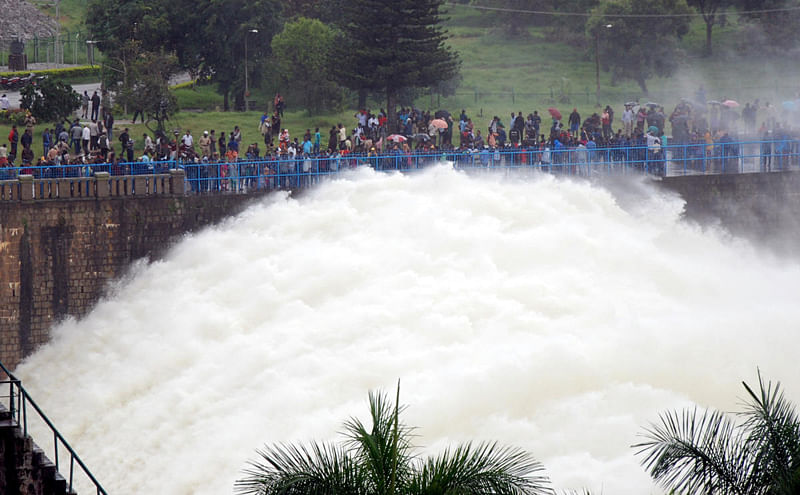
[{"xmin": 16, "ymin": 165, "xmax": 800, "ymax": 494}]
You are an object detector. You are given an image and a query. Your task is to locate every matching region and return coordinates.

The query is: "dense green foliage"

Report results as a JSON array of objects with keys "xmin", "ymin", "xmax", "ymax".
[
  {"xmin": 636, "ymin": 372, "xmax": 800, "ymax": 495},
  {"xmin": 19, "ymin": 79, "xmax": 80, "ymax": 124},
  {"xmin": 334, "ymin": 0, "xmax": 460, "ymax": 127},
  {"xmin": 86, "ymin": 0, "xmax": 282, "ymax": 110},
  {"xmin": 270, "ymin": 17, "xmax": 342, "ymax": 113},
  {"xmin": 588, "ymin": 0, "xmax": 692, "ymax": 94},
  {"xmin": 0, "ymin": 66, "xmax": 101, "ymax": 79},
  {"xmin": 235, "ymin": 386, "xmax": 553, "ymax": 495}
]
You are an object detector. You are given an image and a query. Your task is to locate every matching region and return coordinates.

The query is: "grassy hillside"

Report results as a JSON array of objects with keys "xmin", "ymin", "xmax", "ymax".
[{"xmin": 26, "ymin": 1, "xmax": 799, "ymax": 144}]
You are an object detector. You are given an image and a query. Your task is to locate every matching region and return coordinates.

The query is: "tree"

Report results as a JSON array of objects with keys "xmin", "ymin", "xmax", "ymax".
[
  {"xmin": 194, "ymin": 0, "xmax": 283, "ymax": 111},
  {"xmin": 587, "ymin": 0, "xmax": 691, "ymax": 94},
  {"xmin": 20, "ymin": 79, "xmax": 80, "ymax": 124},
  {"xmin": 483, "ymin": 0, "xmax": 599, "ymax": 39},
  {"xmin": 119, "ymin": 50, "xmax": 179, "ymax": 133},
  {"xmin": 86, "ymin": 0, "xmax": 283, "ymax": 111},
  {"xmin": 335, "ymin": 0, "xmax": 461, "ymax": 131},
  {"xmin": 687, "ymin": 0, "xmax": 733, "ymax": 56},
  {"xmin": 235, "ymin": 385, "xmax": 553, "ymax": 495},
  {"xmin": 737, "ymin": 0, "xmax": 800, "ymax": 55},
  {"xmin": 270, "ymin": 18, "xmax": 343, "ymax": 114},
  {"xmin": 635, "ymin": 371, "xmax": 800, "ymax": 495}
]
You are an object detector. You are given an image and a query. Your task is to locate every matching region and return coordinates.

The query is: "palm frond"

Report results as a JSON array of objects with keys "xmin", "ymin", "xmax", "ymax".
[
  {"xmin": 634, "ymin": 407, "xmax": 756, "ymax": 495},
  {"xmin": 234, "ymin": 441, "xmax": 366, "ymax": 495},
  {"xmin": 408, "ymin": 441, "xmax": 553, "ymax": 495},
  {"xmin": 342, "ymin": 389, "xmax": 415, "ymax": 493},
  {"xmin": 740, "ymin": 371, "xmax": 800, "ymax": 494}
]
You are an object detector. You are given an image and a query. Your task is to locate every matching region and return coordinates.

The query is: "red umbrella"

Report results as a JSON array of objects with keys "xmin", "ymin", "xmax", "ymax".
[
  {"xmin": 387, "ymin": 134, "xmax": 407, "ymax": 143},
  {"xmin": 548, "ymin": 107, "xmax": 562, "ymax": 120},
  {"xmin": 722, "ymin": 100, "xmax": 739, "ymax": 108}
]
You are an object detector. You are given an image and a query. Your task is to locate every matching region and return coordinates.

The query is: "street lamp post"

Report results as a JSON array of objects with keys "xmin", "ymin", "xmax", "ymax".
[
  {"xmin": 244, "ymin": 28, "xmax": 258, "ymax": 112},
  {"xmin": 595, "ymin": 23, "xmax": 613, "ymax": 102}
]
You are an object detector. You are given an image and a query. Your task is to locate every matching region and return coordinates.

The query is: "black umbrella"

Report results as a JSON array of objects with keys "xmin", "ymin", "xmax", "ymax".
[
  {"xmin": 412, "ymin": 133, "xmax": 431, "ymax": 142},
  {"xmin": 434, "ymin": 110, "xmax": 451, "ymax": 119}
]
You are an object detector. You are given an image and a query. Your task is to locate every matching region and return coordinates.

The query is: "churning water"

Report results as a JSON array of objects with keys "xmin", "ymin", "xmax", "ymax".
[{"xmin": 15, "ymin": 165, "xmax": 800, "ymax": 494}]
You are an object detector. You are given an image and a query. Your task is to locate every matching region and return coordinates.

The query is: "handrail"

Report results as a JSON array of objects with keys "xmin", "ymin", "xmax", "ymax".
[{"xmin": 0, "ymin": 360, "xmax": 107, "ymax": 495}]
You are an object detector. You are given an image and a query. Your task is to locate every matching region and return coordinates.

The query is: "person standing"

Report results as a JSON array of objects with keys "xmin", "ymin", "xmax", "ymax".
[
  {"xmin": 89, "ymin": 119, "xmax": 99, "ymax": 150},
  {"xmin": 218, "ymin": 131, "xmax": 227, "ymax": 157},
  {"xmin": 568, "ymin": 108, "xmax": 581, "ymax": 138},
  {"xmin": 0, "ymin": 94, "xmax": 9, "ymax": 111},
  {"xmin": 119, "ymin": 128, "xmax": 131, "ymax": 162},
  {"xmin": 81, "ymin": 91, "xmax": 89, "ymax": 119},
  {"xmin": 104, "ymin": 111, "xmax": 114, "ymax": 140},
  {"xmin": 81, "ymin": 124, "xmax": 90, "ymax": 155},
  {"xmin": 199, "ymin": 131, "xmax": 211, "ymax": 158},
  {"xmin": 42, "ymin": 128, "xmax": 51, "ymax": 157},
  {"xmin": 90, "ymin": 91, "xmax": 100, "ymax": 121},
  {"xmin": 622, "ymin": 105, "xmax": 634, "ymax": 137},
  {"xmin": 8, "ymin": 125, "xmax": 18, "ymax": 163}
]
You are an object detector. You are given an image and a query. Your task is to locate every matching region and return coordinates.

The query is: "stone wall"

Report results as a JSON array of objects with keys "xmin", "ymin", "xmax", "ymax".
[
  {"xmin": 659, "ymin": 171, "xmax": 800, "ymax": 252},
  {"xmin": 1, "ymin": 404, "xmax": 71, "ymax": 495},
  {"xmin": 0, "ymin": 190, "xmax": 265, "ymax": 370}
]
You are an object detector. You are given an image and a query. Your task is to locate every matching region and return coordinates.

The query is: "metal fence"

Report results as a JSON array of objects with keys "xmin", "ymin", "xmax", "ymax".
[
  {"xmin": 0, "ymin": 361, "xmax": 107, "ymax": 495},
  {"xmin": 1, "ymin": 139, "xmax": 798, "ymax": 195}
]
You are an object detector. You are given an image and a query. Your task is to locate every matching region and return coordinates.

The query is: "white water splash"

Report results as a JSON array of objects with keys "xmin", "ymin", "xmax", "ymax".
[{"xmin": 16, "ymin": 165, "xmax": 800, "ymax": 494}]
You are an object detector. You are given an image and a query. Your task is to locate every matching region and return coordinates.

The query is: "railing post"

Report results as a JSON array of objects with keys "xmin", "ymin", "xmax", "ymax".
[
  {"xmin": 170, "ymin": 169, "xmax": 186, "ymax": 195},
  {"xmin": 19, "ymin": 174, "xmax": 33, "ymax": 200}
]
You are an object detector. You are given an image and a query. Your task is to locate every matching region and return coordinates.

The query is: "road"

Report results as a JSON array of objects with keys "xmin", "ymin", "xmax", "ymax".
[{"xmin": 4, "ymin": 82, "xmax": 101, "ymax": 110}]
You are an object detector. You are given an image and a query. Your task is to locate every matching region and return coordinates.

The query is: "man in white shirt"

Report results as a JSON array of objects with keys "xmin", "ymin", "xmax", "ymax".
[
  {"xmin": 81, "ymin": 125, "xmax": 91, "ymax": 154},
  {"xmin": 0, "ymin": 94, "xmax": 9, "ymax": 111},
  {"xmin": 622, "ymin": 107, "xmax": 634, "ymax": 137},
  {"xmin": 182, "ymin": 130, "xmax": 194, "ymax": 149}
]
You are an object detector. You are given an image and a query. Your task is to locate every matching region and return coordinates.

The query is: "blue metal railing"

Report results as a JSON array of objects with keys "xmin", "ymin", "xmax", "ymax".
[
  {"xmin": 0, "ymin": 361, "xmax": 107, "ymax": 495},
  {"xmin": 1, "ymin": 139, "xmax": 799, "ymax": 196}
]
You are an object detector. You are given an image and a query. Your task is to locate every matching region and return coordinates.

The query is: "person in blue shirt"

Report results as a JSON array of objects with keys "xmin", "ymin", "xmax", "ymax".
[
  {"xmin": 42, "ymin": 128, "xmax": 51, "ymax": 157},
  {"xmin": 303, "ymin": 137, "xmax": 313, "ymax": 155},
  {"xmin": 313, "ymin": 128, "xmax": 321, "ymax": 154}
]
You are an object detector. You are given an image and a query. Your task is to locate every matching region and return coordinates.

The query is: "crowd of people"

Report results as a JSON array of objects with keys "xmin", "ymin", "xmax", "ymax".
[{"xmin": 2, "ymin": 88, "xmax": 799, "ymax": 183}]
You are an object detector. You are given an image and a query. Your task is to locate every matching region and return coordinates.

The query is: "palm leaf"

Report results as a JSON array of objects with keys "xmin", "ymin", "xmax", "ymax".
[
  {"xmin": 634, "ymin": 406, "xmax": 757, "ymax": 495},
  {"xmin": 342, "ymin": 389, "xmax": 415, "ymax": 494},
  {"xmin": 234, "ymin": 441, "xmax": 366, "ymax": 495},
  {"xmin": 740, "ymin": 372, "xmax": 800, "ymax": 495},
  {"xmin": 408, "ymin": 441, "xmax": 553, "ymax": 495}
]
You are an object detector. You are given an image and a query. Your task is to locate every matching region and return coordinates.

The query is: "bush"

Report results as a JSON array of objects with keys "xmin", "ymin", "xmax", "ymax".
[
  {"xmin": 0, "ymin": 109, "xmax": 28, "ymax": 126},
  {"xmin": 170, "ymin": 80, "xmax": 196, "ymax": 91},
  {"xmin": 0, "ymin": 66, "xmax": 101, "ymax": 80}
]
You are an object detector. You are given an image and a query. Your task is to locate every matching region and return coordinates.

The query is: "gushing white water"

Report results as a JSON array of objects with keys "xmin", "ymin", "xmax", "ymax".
[{"xmin": 15, "ymin": 166, "xmax": 800, "ymax": 494}]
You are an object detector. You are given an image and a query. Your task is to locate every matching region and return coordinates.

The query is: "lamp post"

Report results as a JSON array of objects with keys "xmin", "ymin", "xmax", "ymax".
[
  {"xmin": 244, "ymin": 28, "xmax": 258, "ymax": 112},
  {"xmin": 595, "ymin": 23, "xmax": 613, "ymax": 102}
]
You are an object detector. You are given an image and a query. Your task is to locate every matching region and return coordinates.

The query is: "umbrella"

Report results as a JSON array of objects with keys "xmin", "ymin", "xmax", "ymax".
[
  {"xmin": 722, "ymin": 99, "xmax": 739, "ymax": 108},
  {"xmin": 646, "ymin": 102, "xmax": 660, "ymax": 108},
  {"xmin": 387, "ymin": 134, "xmax": 407, "ymax": 143},
  {"xmin": 548, "ymin": 107, "xmax": 562, "ymax": 120},
  {"xmin": 707, "ymin": 100, "xmax": 721, "ymax": 105},
  {"xmin": 412, "ymin": 133, "xmax": 431, "ymax": 142},
  {"xmin": 434, "ymin": 110, "xmax": 451, "ymax": 119},
  {"xmin": 625, "ymin": 101, "xmax": 638, "ymax": 107},
  {"xmin": 782, "ymin": 100, "xmax": 796, "ymax": 111},
  {"xmin": 429, "ymin": 118, "xmax": 448, "ymax": 130},
  {"xmin": 648, "ymin": 125, "xmax": 659, "ymax": 134}
]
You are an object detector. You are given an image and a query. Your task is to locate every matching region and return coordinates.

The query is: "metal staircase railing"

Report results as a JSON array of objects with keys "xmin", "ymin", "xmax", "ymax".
[{"xmin": 0, "ymin": 360, "xmax": 108, "ymax": 495}]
